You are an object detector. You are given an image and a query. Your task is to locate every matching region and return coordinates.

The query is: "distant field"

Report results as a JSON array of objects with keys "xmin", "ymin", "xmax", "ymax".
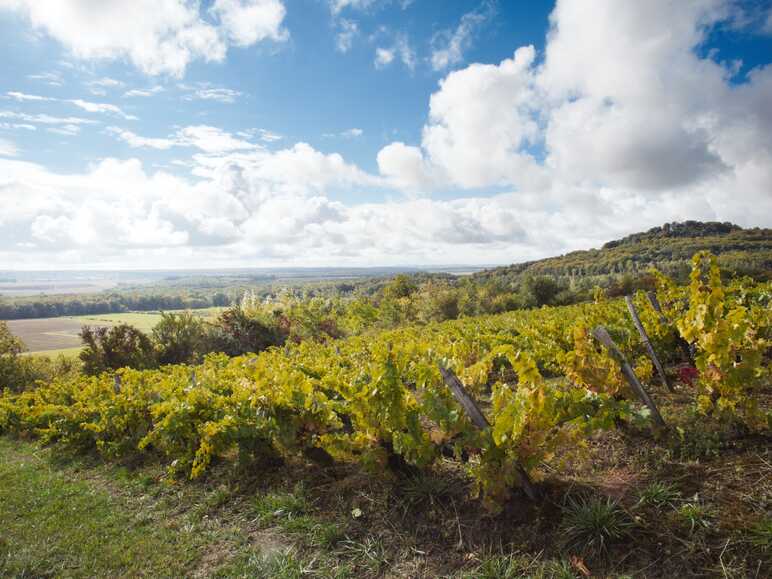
[{"xmin": 7, "ymin": 308, "xmax": 223, "ymax": 355}]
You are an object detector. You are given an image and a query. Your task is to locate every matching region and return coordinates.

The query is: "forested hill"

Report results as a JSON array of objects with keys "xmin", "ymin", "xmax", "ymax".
[{"xmin": 473, "ymin": 221, "xmax": 772, "ymax": 285}]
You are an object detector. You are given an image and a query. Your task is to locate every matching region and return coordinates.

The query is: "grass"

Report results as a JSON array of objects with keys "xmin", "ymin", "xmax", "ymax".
[
  {"xmin": 559, "ymin": 494, "xmax": 634, "ymax": 557},
  {"xmin": 635, "ymin": 481, "xmax": 681, "ymax": 510},
  {"xmin": 0, "ymin": 438, "xmax": 201, "ymax": 577}
]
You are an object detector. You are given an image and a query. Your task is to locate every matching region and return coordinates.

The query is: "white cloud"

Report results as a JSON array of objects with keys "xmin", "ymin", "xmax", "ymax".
[
  {"xmin": 374, "ymin": 47, "xmax": 394, "ymax": 67},
  {"xmin": 335, "ymin": 18, "xmax": 359, "ymax": 52},
  {"xmin": 27, "ymin": 71, "xmax": 63, "ymax": 86},
  {"xmin": 379, "ymin": 0, "xmax": 772, "ymax": 208},
  {"xmin": 0, "ymin": 122, "xmax": 36, "ymax": 131},
  {"xmin": 185, "ymin": 87, "xmax": 242, "ymax": 103},
  {"xmin": 329, "ymin": 0, "xmax": 375, "ymax": 16},
  {"xmin": 46, "ymin": 124, "xmax": 81, "ymax": 136},
  {"xmin": 1, "ymin": 0, "xmax": 771, "ymax": 268},
  {"xmin": 0, "ymin": 138, "xmax": 18, "ymax": 157},
  {"xmin": 323, "ymin": 128, "xmax": 364, "ymax": 138},
  {"xmin": 69, "ymin": 99, "xmax": 138, "ymax": 120},
  {"xmin": 431, "ymin": 1, "xmax": 494, "ymax": 71},
  {"xmin": 210, "ymin": 0, "xmax": 288, "ymax": 46},
  {"xmin": 86, "ymin": 77, "xmax": 124, "ymax": 95},
  {"xmin": 0, "ymin": 111, "xmax": 97, "ymax": 126},
  {"xmin": 107, "ymin": 124, "xmax": 263, "ymax": 154},
  {"xmin": 123, "ymin": 86, "xmax": 165, "ymax": 98},
  {"xmin": 106, "ymin": 127, "xmax": 177, "ymax": 150},
  {"xmin": 374, "ymin": 33, "xmax": 415, "ymax": 70},
  {"xmin": 5, "ymin": 91, "xmax": 52, "ymax": 102},
  {"xmin": 1, "ymin": 0, "xmax": 288, "ymax": 77}
]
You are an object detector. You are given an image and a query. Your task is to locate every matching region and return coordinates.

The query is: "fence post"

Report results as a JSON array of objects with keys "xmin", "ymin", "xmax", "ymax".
[
  {"xmin": 438, "ymin": 364, "xmax": 539, "ymax": 500},
  {"xmin": 591, "ymin": 326, "xmax": 667, "ymax": 428},
  {"xmin": 625, "ymin": 296, "xmax": 673, "ymax": 392}
]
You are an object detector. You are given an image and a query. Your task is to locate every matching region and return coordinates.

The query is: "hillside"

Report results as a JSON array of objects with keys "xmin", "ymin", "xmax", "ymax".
[{"xmin": 473, "ymin": 221, "xmax": 772, "ymax": 285}]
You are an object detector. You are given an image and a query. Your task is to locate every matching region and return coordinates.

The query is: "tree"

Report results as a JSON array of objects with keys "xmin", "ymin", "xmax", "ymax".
[
  {"xmin": 0, "ymin": 321, "xmax": 25, "ymax": 391},
  {"xmin": 153, "ymin": 312, "xmax": 207, "ymax": 365},
  {"xmin": 203, "ymin": 307, "xmax": 285, "ymax": 357},
  {"xmin": 382, "ymin": 274, "xmax": 419, "ymax": 300},
  {"xmin": 522, "ymin": 276, "xmax": 561, "ymax": 307},
  {"xmin": 80, "ymin": 324, "xmax": 157, "ymax": 375}
]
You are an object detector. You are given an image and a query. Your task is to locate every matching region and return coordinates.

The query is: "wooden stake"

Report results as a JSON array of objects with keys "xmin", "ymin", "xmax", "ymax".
[
  {"xmin": 113, "ymin": 374, "xmax": 121, "ymax": 394},
  {"xmin": 646, "ymin": 291, "xmax": 694, "ymax": 365},
  {"xmin": 625, "ymin": 296, "xmax": 673, "ymax": 392},
  {"xmin": 591, "ymin": 326, "xmax": 667, "ymax": 428},
  {"xmin": 438, "ymin": 364, "xmax": 539, "ymax": 500}
]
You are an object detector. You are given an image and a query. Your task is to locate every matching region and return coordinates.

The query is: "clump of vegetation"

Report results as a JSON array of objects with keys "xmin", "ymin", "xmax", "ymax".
[
  {"xmin": 559, "ymin": 495, "xmax": 634, "ymax": 557},
  {"xmin": 674, "ymin": 495, "xmax": 714, "ymax": 534},
  {"xmin": 636, "ymin": 481, "xmax": 681, "ymax": 510}
]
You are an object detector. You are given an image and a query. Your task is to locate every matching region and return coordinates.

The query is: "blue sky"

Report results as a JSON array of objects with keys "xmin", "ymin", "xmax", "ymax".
[{"xmin": 0, "ymin": 0, "xmax": 771, "ymax": 269}]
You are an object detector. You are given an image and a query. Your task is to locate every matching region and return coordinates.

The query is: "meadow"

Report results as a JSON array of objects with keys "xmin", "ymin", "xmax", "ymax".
[{"xmin": 7, "ymin": 307, "xmax": 224, "ymax": 356}]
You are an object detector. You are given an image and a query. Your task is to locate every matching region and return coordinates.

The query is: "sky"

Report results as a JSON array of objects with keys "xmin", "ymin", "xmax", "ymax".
[{"xmin": 0, "ymin": 0, "xmax": 771, "ymax": 270}]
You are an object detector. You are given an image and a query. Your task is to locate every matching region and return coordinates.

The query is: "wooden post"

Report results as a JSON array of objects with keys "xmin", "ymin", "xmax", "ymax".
[
  {"xmin": 625, "ymin": 296, "xmax": 673, "ymax": 392},
  {"xmin": 591, "ymin": 326, "xmax": 667, "ymax": 428},
  {"xmin": 113, "ymin": 374, "xmax": 121, "ymax": 394},
  {"xmin": 189, "ymin": 370, "xmax": 197, "ymax": 388},
  {"xmin": 646, "ymin": 291, "xmax": 694, "ymax": 365},
  {"xmin": 438, "ymin": 364, "xmax": 539, "ymax": 500}
]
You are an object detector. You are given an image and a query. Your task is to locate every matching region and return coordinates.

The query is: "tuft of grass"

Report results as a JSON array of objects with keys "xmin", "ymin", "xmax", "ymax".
[
  {"xmin": 251, "ymin": 486, "xmax": 309, "ymax": 524},
  {"xmin": 748, "ymin": 518, "xmax": 772, "ymax": 551},
  {"xmin": 249, "ymin": 484, "xmax": 343, "ymax": 548},
  {"xmin": 559, "ymin": 494, "xmax": 634, "ymax": 557},
  {"xmin": 337, "ymin": 535, "xmax": 389, "ymax": 573},
  {"xmin": 462, "ymin": 552, "xmax": 576, "ymax": 579},
  {"xmin": 220, "ymin": 549, "xmax": 309, "ymax": 579},
  {"xmin": 401, "ymin": 473, "xmax": 454, "ymax": 507},
  {"xmin": 674, "ymin": 495, "xmax": 713, "ymax": 533},
  {"xmin": 636, "ymin": 481, "xmax": 681, "ymax": 510}
]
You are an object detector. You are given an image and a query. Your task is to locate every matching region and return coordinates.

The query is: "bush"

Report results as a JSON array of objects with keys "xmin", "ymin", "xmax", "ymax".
[
  {"xmin": 153, "ymin": 312, "xmax": 208, "ymax": 365},
  {"xmin": 0, "ymin": 321, "xmax": 26, "ymax": 391},
  {"xmin": 80, "ymin": 324, "xmax": 157, "ymax": 375}
]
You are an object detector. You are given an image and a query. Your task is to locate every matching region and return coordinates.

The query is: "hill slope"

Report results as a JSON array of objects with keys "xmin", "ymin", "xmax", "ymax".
[{"xmin": 473, "ymin": 221, "xmax": 772, "ymax": 285}]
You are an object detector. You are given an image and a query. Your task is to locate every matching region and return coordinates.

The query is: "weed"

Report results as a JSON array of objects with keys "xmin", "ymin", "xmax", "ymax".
[
  {"xmin": 401, "ymin": 473, "xmax": 454, "ymax": 507},
  {"xmin": 252, "ymin": 486, "xmax": 308, "ymax": 524},
  {"xmin": 559, "ymin": 494, "xmax": 634, "ymax": 557},
  {"xmin": 337, "ymin": 535, "xmax": 389, "ymax": 572},
  {"xmin": 748, "ymin": 518, "xmax": 772, "ymax": 551},
  {"xmin": 635, "ymin": 481, "xmax": 681, "ymax": 510},
  {"xmin": 674, "ymin": 495, "xmax": 713, "ymax": 533}
]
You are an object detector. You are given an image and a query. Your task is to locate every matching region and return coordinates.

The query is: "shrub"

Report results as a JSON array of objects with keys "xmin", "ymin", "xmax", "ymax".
[{"xmin": 80, "ymin": 324, "xmax": 157, "ymax": 375}]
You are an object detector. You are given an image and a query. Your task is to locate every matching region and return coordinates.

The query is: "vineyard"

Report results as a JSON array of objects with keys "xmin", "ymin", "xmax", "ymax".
[{"xmin": 2, "ymin": 254, "xmax": 770, "ymax": 516}]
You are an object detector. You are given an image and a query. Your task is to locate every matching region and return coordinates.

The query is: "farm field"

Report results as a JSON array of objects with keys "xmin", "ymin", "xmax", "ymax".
[{"xmin": 6, "ymin": 307, "xmax": 224, "ymax": 355}]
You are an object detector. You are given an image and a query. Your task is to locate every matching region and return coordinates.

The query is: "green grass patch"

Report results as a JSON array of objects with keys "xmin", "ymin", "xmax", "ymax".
[{"xmin": 0, "ymin": 438, "xmax": 201, "ymax": 578}]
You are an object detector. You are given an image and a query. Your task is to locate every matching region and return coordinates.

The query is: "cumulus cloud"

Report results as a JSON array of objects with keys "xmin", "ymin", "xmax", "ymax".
[
  {"xmin": 107, "ymin": 125, "xmax": 261, "ymax": 153},
  {"xmin": 378, "ymin": 0, "xmax": 772, "ymax": 212},
  {"xmin": 0, "ymin": 0, "xmax": 288, "ymax": 77},
  {"xmin": 0, "ymin": 138, "xmax": 18, "ymax": 157},
  {"xmin": 1, "ymin": 0, "xmax": 771, "ymax": 268},
  {"xmin": 210, "ymin": 0, "xmax": 288, "ymax": 46}
]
